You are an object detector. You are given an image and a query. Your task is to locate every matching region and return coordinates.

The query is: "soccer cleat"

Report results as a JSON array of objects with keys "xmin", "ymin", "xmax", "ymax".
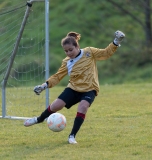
[
  {"xmin": 24, "ymin": 117, "xmax": 38, "ymax": 127},
  {"xmin": 68, "ymin": 135, "xmax": 77, "ymax": 144}
]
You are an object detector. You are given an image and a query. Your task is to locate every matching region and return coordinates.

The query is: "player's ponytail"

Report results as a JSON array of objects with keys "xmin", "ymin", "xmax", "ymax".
[
  {"xmin": 61, "ymin": 31, "xmax": 81, "ymax": 47},
  {"xmin": 67, "ymin": 32, "xmax": 81, "ymax": 42}
]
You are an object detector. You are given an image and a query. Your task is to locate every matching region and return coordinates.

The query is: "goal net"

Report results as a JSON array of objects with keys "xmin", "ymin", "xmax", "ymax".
[{"xmin": 0, "ymin": 0, "xmax": 50, "ymax": 119}]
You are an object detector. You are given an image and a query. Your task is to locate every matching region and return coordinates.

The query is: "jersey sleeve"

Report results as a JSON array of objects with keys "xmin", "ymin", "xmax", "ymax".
[
  {"xmin": 89, "ymin": 43, "xmax": 118, "ymax": 60},
  {"xmin": 46, "ymin": 60, "xmax": 68, "ymax": 88}
]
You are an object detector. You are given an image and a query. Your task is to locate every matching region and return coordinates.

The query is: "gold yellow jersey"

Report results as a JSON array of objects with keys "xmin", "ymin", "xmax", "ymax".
[{"xmin": 47, "ymin": 43, "xmax": 118, "ymax": 95}]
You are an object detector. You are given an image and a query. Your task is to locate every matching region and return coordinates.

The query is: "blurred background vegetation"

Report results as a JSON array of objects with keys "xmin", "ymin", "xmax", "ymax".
[{"xmin": 0, "ymin": 0, "xmax": 152, "ymax": 85}]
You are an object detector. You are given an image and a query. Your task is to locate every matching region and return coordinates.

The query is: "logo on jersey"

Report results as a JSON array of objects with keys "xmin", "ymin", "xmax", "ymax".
[{"xmin": 85, "ymin": 53, "xmax": 90, "ymax": 57}]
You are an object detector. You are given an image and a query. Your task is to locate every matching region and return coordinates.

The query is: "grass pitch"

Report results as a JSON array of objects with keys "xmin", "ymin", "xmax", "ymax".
[{"xmin": 0, "ymin": 83, "xmax": 152, "ymax": 160}]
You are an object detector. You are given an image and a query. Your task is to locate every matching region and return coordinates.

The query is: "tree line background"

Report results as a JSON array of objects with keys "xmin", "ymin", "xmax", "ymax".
[{"xmin": 0, "ymin": 0, "xmax": 152, "ymax": 85}]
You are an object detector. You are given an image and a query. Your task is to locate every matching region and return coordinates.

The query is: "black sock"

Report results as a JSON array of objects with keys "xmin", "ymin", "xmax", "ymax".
[
  {"xmin": 37, "ymin": 108, "xmax": 54, "ymax": 123},
  {"xmin": 70, "ymin": 116, "xmax": 84, "ymax": 137}
]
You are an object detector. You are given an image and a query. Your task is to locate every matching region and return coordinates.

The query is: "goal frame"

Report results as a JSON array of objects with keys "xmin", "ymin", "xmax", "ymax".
[{"xmin": 0, "ymin": 0, "xmax": 50, "ymax": 119}]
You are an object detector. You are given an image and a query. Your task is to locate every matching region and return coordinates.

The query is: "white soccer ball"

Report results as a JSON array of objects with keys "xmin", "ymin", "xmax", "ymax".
[{"xmin": 47, "ymin": 113, "xmax": 66, "ymax": 132}]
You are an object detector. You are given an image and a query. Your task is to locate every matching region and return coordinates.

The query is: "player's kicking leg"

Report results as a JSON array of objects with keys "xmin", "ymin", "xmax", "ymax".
[
  {"xmin": 24, "ymin": 99, "xmax": 65, "ymax": 127},
  {"xmin": 24, "ymin": 106, "xmax": 54, "ymax": 127}
]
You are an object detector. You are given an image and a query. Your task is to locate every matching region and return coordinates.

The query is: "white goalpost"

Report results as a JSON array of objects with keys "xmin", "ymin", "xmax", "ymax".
[{"xmin": 0, "ymin": 0, "xmax": 50, "ymax": 119}]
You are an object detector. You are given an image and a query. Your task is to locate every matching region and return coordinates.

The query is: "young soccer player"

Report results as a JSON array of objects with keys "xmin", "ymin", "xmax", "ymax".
[{"xmin": 24, "ymin": 30, "xmax": 125, "ymax": 144}]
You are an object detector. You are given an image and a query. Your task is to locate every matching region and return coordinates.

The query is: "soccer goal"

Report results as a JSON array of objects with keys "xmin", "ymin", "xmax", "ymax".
[{"xmin": 0, "ymin": 0, "xmax": 50, "ymax": 119}]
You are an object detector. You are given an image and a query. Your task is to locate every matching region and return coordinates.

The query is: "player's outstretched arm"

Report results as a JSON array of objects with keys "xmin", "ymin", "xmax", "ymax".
[
  {"xmin": 34, "ymin": 82, "xmax": 48, "ymax": 95},
  {"xmin": 113, "ymin": 30, "xmax": 125, "ymax": 46}
]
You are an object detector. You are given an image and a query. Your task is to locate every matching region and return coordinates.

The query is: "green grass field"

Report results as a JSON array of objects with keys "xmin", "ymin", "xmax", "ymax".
[{"xmin": 0, "ymin": 83, "xmax": 152, "ymax": 160}]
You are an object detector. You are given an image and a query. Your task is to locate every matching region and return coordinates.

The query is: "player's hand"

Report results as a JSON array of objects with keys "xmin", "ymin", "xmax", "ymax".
[
  {"xmin": 113, "ymin": 30, "xmax": 125, "ymax": 46},
  {"xmin": 34, "ymin": 82, "xmax": 48, "ymax": 95}
]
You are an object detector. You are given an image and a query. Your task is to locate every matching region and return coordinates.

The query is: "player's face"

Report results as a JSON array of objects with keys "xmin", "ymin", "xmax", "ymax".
[{"xmin": 63, "ymin": 44, "xmax": 79, "ymax": 59}]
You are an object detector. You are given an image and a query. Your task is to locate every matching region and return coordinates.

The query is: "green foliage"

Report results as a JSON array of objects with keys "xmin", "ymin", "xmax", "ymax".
[
  {"xmin": 0, "ymin": 84, "xmax": 152, "ymax": 160},
  {"xmin": 0, "ymin": 0, "xmax": 152, "ymax": 85}
]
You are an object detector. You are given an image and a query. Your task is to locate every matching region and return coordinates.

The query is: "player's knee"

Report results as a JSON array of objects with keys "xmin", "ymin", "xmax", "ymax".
[
  {"xmin": 50, "ymin": 100, "xmax": 65, "ymax": 112},
  {"xmin": 78, "ymin": 101, "xmax": 90, "ymax": 113}
]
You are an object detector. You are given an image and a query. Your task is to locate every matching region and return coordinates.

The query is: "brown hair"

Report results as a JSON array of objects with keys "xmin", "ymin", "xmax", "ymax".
[{"xmin": 61, "ymin": 31, "xmax": 81, "ymax": 47}]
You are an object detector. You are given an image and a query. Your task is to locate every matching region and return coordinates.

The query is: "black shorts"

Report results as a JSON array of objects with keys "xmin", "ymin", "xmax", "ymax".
[{"xmin": 58, "ymin": 87, "xmax": 96, "ymax": 109}]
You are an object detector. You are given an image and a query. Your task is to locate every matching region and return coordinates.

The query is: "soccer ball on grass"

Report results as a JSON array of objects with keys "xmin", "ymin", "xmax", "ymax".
[{"xmin": 47, "ymin": 113, "xmax": 66, "ymax": 132}]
